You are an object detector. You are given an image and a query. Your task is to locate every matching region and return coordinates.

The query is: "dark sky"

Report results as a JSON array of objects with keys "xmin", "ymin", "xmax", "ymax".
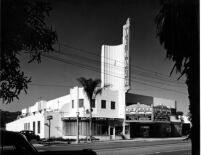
[{"xmin": 0, "ymin": 0, "xmax": 189, "ymax": 114}]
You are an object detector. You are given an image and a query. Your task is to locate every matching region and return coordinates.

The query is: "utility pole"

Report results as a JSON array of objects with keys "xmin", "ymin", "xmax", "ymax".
[
  {"xmin": 76, "ymin": 111, "xmax": 80, "ymax": 143},
  {"xmin": 48, "ymin": 119, "xmax": 51, "ymax": 140},
  {"xmin": 76, "ymin": 87, "xmax": 80, "ymax": 144}
]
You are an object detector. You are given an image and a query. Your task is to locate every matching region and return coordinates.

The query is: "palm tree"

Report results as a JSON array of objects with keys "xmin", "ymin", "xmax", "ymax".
[
  {"xmin": 77, "ymin": 77, "xmax": 109, "ymax": 142},
  {"xmin": 155, "ymin": 0, "xmax": 199, "ymax": 154}
]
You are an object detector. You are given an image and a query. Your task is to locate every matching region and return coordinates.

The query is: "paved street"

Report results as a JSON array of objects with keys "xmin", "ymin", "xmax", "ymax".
[
  {"xmin": 35, "ymin": 139, "xmax": 191, "ymax": 155},
  {"xmin": 94, "ymin": 142, "xmax": 190, "ymax": 155}
]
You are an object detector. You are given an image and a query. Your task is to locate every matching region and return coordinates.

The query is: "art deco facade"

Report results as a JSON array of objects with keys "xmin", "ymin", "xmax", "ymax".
[{"xmin": 6, "ymin": 19, "xmax": 182, "ymax": 140}]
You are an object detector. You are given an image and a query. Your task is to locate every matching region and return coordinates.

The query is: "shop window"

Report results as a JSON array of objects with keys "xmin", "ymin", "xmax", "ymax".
[
  {"xmin": 33, "ymin": 122, "xmax": 35, "ymax": 133},
  {"xmin": 101, "ymin": 100, "xmax": 106, "ymax": 109},
  {"xmin": 92, "ymin": 99, "xmax": 95, "ymax": 108},
  {"xmin": 72, "ymin": 100, "xmax": 74, "ymax": 108},
  {"xmin": 115, "ymin": 126, "xmax": 123, "ymax": 135},
  {"xmin": 79, "ymin": 99, "xmax": 84, "ymax": 107},
  {"xmin": 38, "ymin": 121, "xmax": 40, "ymax": 134},
  {"xmin": 101, "ymin": 125, "xmax": 108, "ymax": 135},
  {"xmin": 111, "ymin": 101, "xmax": 115, "ymax": 109},
  {"xmin": 28, "ymin": 123, "xmax": 30, "ymax": 130},
  {"xmin": 110, "ymin": 128, "xmax": 113, "ymax": 135}
]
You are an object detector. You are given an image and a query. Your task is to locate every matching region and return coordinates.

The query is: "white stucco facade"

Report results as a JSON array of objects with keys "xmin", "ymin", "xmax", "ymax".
[{"xmin": 6, "ymin": 87, "xmax": 123, "ymax": 139}]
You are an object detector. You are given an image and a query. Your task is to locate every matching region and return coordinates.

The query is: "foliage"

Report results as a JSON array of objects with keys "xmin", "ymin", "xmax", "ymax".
[
  {"xmin": 155, "ymin": 0, "xmax": 199, "ymax": 154},
  {"xmin": 77, "ymin": 77, "xmax": 109, "ymax": 142},
  {"xmin": 0, "ymin": 110, "xmax": 21, "ymax": 128},
  {"xmin": 1, "ymin": 0, "xmax": 58, "ymax": 103},
  {"xmin": 155, "ymin": 0, "xmax": 199, "ymax": 78},
  {"xmin": 77, "ymin": 77, "xmax": 109, "ymax": 107}
]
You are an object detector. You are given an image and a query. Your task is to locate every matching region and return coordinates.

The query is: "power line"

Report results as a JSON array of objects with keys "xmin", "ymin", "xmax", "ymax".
[
  {"xmin": 53, "ymin": 50, "xmax": 124, "ymax": 69},
  {"xmin": 60, "ymin": 43, "xmax": 101, "ymax": 58},
  {"xmin": 54, "ymin": 47, "xmax": 186, "ymax": 85},
  {"xmin": 132, "ymin": 74, "xmax": 186, "ymax": 88},
  {"xmin": 43, "ymin": 53, "xmax": 187, "ymax": 90},
  {"xmin": 42, "ymin": 54, "xmax": 188, "ymax": 95},
  {"xmin": 59, "ymin": 43, "xmax": 186, "ymax": 83},
  {"xmin": 132, "ymin": 70, "xmax": 186, "ymax": 86},
  {"xmin": 30, "ymin": 83, "xmax": 73, "ymax": 88},
  {"xmin": 131, "ymin": 79, "xmax": 187, "ymax": 95},
  {"xmin": 49, "ymin": 50, "xmax": 187, "ymax": 89},
  {"xmin": 132, "ymin": 67, "xmax": 186, "ymax": 84},
  {"xmin": 54, "ymin": 50, "xmax": 100, "ymax": 65}
]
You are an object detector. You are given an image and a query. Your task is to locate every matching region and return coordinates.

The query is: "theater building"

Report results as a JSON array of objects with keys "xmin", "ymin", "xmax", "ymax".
[
  {"xmin": 125, "ymin": 93, "xmax": 181, "ymax": 138},
  {"xmin": 6, "ymin": 18, "xmax": 182, "ymax": 140}
]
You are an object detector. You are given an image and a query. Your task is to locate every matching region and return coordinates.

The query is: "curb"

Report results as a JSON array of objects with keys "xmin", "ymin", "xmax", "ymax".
[{"xmin": 35, "ymin": 137, "xmax": 188, "ymax": 146}]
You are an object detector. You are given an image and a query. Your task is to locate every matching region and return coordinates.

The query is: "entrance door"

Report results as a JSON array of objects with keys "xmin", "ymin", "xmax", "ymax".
[
  {"xmin": 140, "ymin": 126, "xmax": 150, "ymax": 137},
  {"xmin": 110, "ymin": 128, "xmax": 113, "ymax": 135},
  {"xmin": 110, "ymin": 127, "xmax": 114, "ymax": 139}
]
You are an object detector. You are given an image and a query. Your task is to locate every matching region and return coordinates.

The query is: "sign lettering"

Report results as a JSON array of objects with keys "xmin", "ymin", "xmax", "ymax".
[{"xmin": 124, "ymin": 25, "xmax": 130, "ymax": 91}]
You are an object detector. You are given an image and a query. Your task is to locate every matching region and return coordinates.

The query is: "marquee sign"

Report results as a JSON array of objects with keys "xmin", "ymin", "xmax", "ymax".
[
  {"xmin": 62, "ymin": 117, "xmax": 120, "ymax": 121},
  {"xmin": 126, "ymin": 103, "xmax": 153, "ymax": 121},
  {"xmin": 126, "ymin": 114, "xmax": 152, "ymax": 121},
  {"xmin": 126, "ymin": 103, "xmax": 153, "ymax": 114},
  {"xmin": 123, "ymin": 18, "xmax": 131, "ymax": 92},
  {"xmin": 153, "ymin": 105, "xmax": 171, "ymax": 121}
]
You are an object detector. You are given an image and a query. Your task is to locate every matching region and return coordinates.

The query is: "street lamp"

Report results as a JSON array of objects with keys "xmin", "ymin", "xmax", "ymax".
[
  {"xmin": 47, "ymin": 115, "xmax": 53, "ymax": 140},
  {"xmin": 76, "ymin": 87, "xmax": 80, "ymax": 144},
  {"xmin": 76, "ymin": 112, "xmax": 80, "ymax": 144}
]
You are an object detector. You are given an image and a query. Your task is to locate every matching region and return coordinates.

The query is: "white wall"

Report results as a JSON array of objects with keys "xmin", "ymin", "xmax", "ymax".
[
  {"xmin": 170, "ymin": 116, "xmax": 181, "ymax": 122},
  {"xmin": 46, "ymin": 95, "xmax": 70, "ymax": 112},
  {"xmin": 153, "ymin": 97, "xmax": 176, "ymax": 109},
  {"xmin": 21, "ymin": 108, "xmax": 28, "ymax": 116},
  {"xmin": 69, "ymin": 87, "xmax": 89, "ymax": 117},
  {"xmin": 6, "ymin": 87, "xmax": 125, "ymax": 139},
  {"xmin": 67, "ymin": 87, "xmax": 121, "ymax": 119},
  {"xmin": 6, "ymin": 111, "xmax": 64, "ymax": 139},
  {"xmin": 101, "ymin": 44, "xmax": 125, "ymax": 91},
  {"xmin": 94, "ymin": 89, "xmax": 119, "ymax": 118},
  {"xmin": 101, "ymin": 19, "xmax": 131, "ymax": 92},
  {"xmin": 44, "ymin": 111, "xmax": 63, "ymax": 138},
  {"xmin": 6, "ymin": 112, "xmax": 45, "ymax": 138}
]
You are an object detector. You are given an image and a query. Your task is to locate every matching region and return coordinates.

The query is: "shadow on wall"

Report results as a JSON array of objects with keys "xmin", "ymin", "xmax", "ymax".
[{"xmin": 40, "ymin": 149, "xmax": 97, "ymax": 155}]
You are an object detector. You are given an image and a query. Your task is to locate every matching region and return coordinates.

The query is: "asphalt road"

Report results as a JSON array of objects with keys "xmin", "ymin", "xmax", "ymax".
[
  {"xmin": 36, "ymin": 140, "xmax": 191, "ymax": 155},
  {"xmin": 94, "ymin": 142, "xmax": 191, "ymax": 155}
]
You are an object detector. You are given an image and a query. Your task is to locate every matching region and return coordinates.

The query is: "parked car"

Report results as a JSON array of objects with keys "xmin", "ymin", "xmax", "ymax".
[
  {"xmin": 1, "ymin": 130, "xmax": 96, "ymax": 155},
  {"xmin": 0, "ymin": 129, "xmax": 39, "ymax": 155},
  {"xmin": 20, "ymin": 130, "xmax": 40, "ymax": 141}
]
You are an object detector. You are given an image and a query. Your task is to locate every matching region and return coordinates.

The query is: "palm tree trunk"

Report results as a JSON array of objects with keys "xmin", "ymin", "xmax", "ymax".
[
  {"xmin": 89, "ymin": 108, "xmax": 92, "ymax": 142},
  {"xmin": 186, "ymin": 58, "xmax": 200, "ymax": 155},
  {"xmin": 89, "ymin": 99, "xmax": 92, "ymax": 143}
]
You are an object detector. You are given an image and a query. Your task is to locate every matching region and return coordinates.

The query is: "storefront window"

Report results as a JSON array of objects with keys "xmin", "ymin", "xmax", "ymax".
[
  {"xmin": 101, "ymin": 100, "xmax": 106, "ymax": 109},
  {"xmin": 38, "ymin": 121, "xmax": 40, "ymax": 134},
  {"xmin": 33, "ymin": 122, "xmax": 35, "ymax": 133},
  {"xmin": 111, "ymin": 101, "xmax": 115, "ymax": 109},
  {"xmin": 101, "ymin": 125, "xmax": 108, "ymax": 135},
  {"xmin": 79, "ymin": 99, "xmax": 84, "ymax": 107},
  {"xmin": 72, "ymin": 100, "xmax": 74, "ymax": 108},
  {"xmin": 92, "ymin": 99, "xmax": 95, "ymax": 108},
  {"xmin": 115, "ymin": 126, "xmax": 123, "ymax": 135},
  {"xmin": 28, "ymin": 123, "xmax": 30, "ymax": 130}
]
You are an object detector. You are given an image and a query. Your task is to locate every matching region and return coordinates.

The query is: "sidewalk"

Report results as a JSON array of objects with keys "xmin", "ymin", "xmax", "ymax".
[
  {"xmin": 77, "ymin": 136, "xmax": 188, "ymax": 144},
  {"xmin": 34, "ymin": 136, "xmax": 188, "ymax": 146}
]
